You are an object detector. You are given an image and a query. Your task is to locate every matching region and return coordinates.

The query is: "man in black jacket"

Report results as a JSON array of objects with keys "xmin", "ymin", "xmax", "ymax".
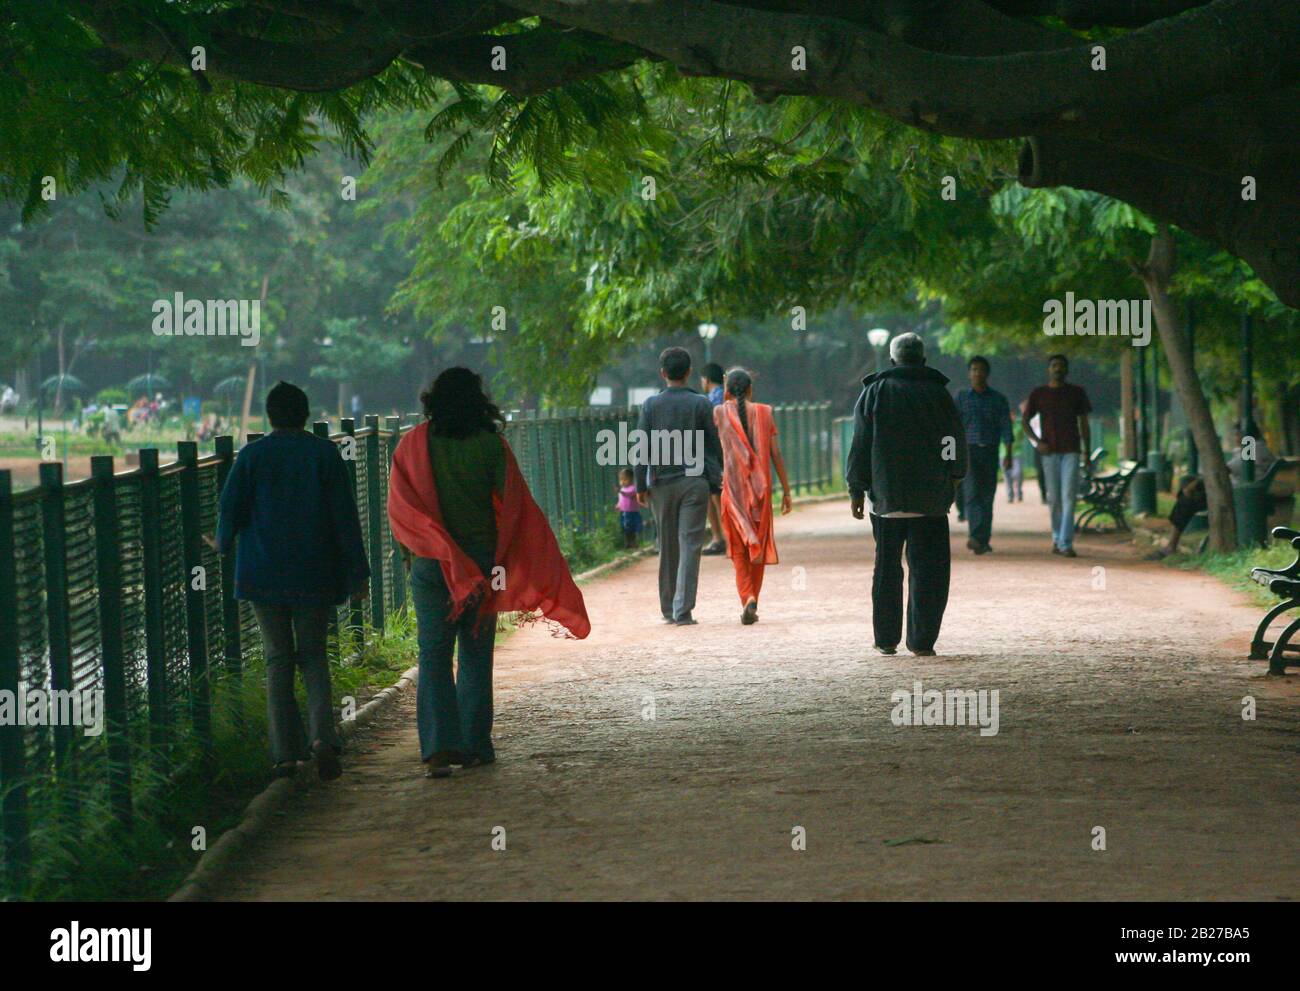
[{"xmin": 846, "ymin": 333, "xmax": 967, "ymax": 656}]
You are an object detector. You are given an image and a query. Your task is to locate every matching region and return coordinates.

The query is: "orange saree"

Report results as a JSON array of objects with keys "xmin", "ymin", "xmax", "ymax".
[{"xmin": 714, "ymin": 401, "xmax": 778, "ymax": 603}]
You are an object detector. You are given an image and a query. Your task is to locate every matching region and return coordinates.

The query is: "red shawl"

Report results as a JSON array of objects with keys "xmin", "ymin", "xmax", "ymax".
[{"xmin": 387, "ymin": 423, "xmax": 591, "ymax": 639}]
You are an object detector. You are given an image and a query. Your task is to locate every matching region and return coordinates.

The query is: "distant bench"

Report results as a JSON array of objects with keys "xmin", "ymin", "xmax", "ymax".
[
  {"xmin": 1249, "ymin": 525, "xmax": 1300, "ymax": 674},
  {"xmin": 1076, "ymin": 448, "xmax": 1139, "ymax": 533}
]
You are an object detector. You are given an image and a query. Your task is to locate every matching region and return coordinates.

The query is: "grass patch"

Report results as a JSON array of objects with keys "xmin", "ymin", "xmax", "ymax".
[
  {"xmin": 1167, "ymin": 541, "xmax": 1296, "ymax": 609},
  {"xmin": 3, "ymin": 613, "xmax": 419, "ymax": 902}
]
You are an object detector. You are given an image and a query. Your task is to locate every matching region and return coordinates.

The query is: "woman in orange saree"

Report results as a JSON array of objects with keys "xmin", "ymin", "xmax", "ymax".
[{"xmin": 713, "ymin": 368, "xmax": 793, "ymax": 625}]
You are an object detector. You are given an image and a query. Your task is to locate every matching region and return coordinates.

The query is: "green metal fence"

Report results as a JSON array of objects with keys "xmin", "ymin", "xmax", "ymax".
[{"xmin": 0, "ymin": 401, "xmax": 831, "ymax": 891}]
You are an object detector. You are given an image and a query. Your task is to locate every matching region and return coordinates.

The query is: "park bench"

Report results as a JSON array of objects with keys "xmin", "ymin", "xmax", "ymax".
[
  {"xmin": 1248, "ymin": 525, "xmax": 1300, "ymax": 674},
  {"xmin": 1075, "ymin": 457, "xmax": 1139, "ymax": 533},
  {"xmin": 1077, "ymin": 446, "xmax": 1107, "ymax": 497}
]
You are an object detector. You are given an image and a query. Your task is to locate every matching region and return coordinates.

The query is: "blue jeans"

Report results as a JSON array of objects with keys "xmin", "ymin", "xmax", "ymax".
[
  {"xmin": 409, "ymin": 546, "xmax": 496, "ymax": 762},
  {"xmin": 962, "ymin": 444, "xmax": 1000, "ymax": 546},
  {"xmin": 1041, "ymin": 452, "xmax": 1080, "ymax": 550}
]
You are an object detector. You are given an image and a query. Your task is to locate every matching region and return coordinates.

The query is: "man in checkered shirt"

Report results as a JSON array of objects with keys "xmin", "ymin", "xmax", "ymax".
[{"xmin": 954, "ymin": 356, "xmax": 1016, "ymax": 554}]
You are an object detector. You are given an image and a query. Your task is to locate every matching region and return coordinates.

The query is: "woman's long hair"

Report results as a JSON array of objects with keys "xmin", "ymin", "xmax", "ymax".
[
  {"xmin": 725, "ymin": 367, "xmax": 754, "ymax": 446},
  {"xmin": 420, "ymin": 367, "xmax": 505, "ymax": 438}
]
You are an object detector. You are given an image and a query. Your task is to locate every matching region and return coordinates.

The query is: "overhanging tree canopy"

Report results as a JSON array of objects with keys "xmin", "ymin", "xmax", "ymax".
[{"xmin": 4, "ymin": 1, "xmax": 1297, "ymax": 305}]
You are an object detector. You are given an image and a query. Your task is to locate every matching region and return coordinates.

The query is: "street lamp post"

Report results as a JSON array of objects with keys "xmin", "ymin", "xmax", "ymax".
[
  {"xmin": 867, "ymin": 327, "xmax": 891, "ymax": 374},
  {"xmin": 698, "ymin": 322, "xmax": 718, "ymax": 365}
]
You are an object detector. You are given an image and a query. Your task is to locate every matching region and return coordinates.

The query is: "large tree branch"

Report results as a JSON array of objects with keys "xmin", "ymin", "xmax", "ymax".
[
  {"xmin": 1020, "ymin": 134, "xmax": 1300, "ymax": 306},
  {"xmin": 508, "ymin": 0, "xmax": 1297, "ymax": 138},
  {"xmin": 72, "ymin": 0, "xmax": 407, "ymax": 91},
  {"xmin": 406, "ymin": 27, "xmax": 649, "ymax": 96},
  {"xmin": 986, "ymin": 0, "xmax": 1210, "ymax": 27}
]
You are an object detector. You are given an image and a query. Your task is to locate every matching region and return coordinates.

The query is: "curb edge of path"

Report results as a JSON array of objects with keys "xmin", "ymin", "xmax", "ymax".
[
  {"xmin": 166, "ymin": 542, "xmax": 662, "ymax": 902},
  {"xmin": 167, "ymin": 661, "xmax": 419, "ymax": 903}
]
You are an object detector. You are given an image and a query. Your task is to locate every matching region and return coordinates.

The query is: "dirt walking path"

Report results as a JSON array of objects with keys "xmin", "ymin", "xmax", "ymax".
[{"xmin": 208, "ymin": 495, "xmax": 1299, "ymax": 901}]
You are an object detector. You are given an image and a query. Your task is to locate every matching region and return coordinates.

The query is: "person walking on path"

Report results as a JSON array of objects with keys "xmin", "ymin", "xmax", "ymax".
[
  {"xmin": 1023, "ymin": 354, "xmax": 1093, "ymax": 557},
  {"xmin": 635, "ymin": 347, "xmax": 723, "ymax": 626},
  {"xmin": 713, "ymin": 368, "xmax": 792, "ymax": 625},
  {"xmin": 215, "ymin": 381, "xmax": 370, "ymax": 782},
  {"xmin": 700, "ymin": 361, "xmax": 728, "ymax": 556},
  {"xmin": 954, "ymin": 356, "xmax": 1015, "ymax": 554},
  {"xmin": 388, "ymin": 368, "xmax": 590, "ymax": 779},
  {"xmin": 1005, "ymin": 409, "xmax": 1025, "ymax": 503},
  {"xmin": 846, "ymin": 333, "xmax": 967, "ymax": 657}
]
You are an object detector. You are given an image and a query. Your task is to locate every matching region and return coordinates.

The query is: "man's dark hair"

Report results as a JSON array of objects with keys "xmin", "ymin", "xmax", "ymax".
[
  {"xmin": 660, "ymin": 347, "xmax": 692, "ymax": 381},
  {"xmin": 968, "ymin": 355, "xmax": 990, "ymax": 371},
  {"xmin": 702, "ymin": 362, "xmax": 725, "ymax": 386},
  {"xmin": 266, "ymin": 381, "xmax": 309, "ymax": 429},
  {"xmin": 1047, "ymin": 353, "xmax": 1069, "ymax": 366}
]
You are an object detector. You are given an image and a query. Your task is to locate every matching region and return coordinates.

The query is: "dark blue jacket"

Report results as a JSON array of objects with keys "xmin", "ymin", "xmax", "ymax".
[{"xmin": 216, "ymin": 430, "xmax": 370, "ymax": 606}]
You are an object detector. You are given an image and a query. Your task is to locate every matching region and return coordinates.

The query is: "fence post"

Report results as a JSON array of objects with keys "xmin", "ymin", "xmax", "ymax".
[
  {"xmin": 177, "ymin": 442, "xmax": 212, "ymax": 759},
  {"xmin": 214, "ymin": 436, "xmax": 242, "ymax": 728},
  {"xmin": 319, "ymin": 421, "xmax": 345, "ymax": 656},
  {"xmin": 136, "ymin": 450, "xmax": 169, "ymax": 749},
  {"xmin": 90, "ymin": 456, "xmax": 133, "ymax": 829},
  {"xmin": 821, "ymin": 403, "xmax": 833, "ymax": 488},
  {"xmin": 0, "ymin": 470, "xmax": 30, "ymax": 891},
  {"xmin": 39, "ymin": 463, "xmax": 80, "ymax": 810},
  {"xmin": 336, "ymin": 419, "xmax": 364, "ymax": 649},
  {"xmin": 384, "ymin": 416, "xmax": 405, "ymax": 613},
  {"xmin": 797, "ymin": 405, "xmax": 806, "ymax": 489},
  {"xmin": 364, "ymin": 415, "xmax": 385, "ymax": 633}
]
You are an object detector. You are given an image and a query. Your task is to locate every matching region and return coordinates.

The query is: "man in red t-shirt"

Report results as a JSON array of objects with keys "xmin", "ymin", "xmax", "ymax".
[{"xmin": 1023, "ymin": 355, "xmax": 1092, "ymax": 557}]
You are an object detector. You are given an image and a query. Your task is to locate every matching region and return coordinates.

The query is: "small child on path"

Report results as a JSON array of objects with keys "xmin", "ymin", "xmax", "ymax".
[{"xmin": 617, "ymin": 468, "xmax": 643, "ymax": 548}]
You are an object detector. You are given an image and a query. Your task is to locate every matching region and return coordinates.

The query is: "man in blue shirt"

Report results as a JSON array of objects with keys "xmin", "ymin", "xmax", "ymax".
[
  {"xmin": 954, "ymin": 356, "xmax": 1015, "ymax": 554},
  {"xmin": 216, "ymin": 382, "xmax": 369, "ymax": 780}
]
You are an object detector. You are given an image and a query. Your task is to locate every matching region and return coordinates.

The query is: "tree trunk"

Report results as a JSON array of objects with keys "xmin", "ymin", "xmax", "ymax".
[
  {"xmin": 1136, "ymin": 227, "xmax": 1235, "ymax": 551},
  {"xmin": 1281, "ymin": 383, "xmax": 1300, "ymax": 455},
  {"xmin": 53, "ymin": 325, "xmax": 65, "ymax": 415},
  {"xmin": 238, "ymin": 273, "xmax": 272, "ymax": 441},
  {"xmin": 1120, "ymin": 347, "xmax": 1135, "ymax": 460}
]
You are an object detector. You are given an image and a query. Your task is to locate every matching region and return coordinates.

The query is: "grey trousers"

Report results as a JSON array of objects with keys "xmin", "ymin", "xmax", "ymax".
[
  {"xmin": 252, "ymin": 603, "xmax": 340, "ymax": 764},
  {"xmin": 649, "ymin": 475, "xmax": 710, "ymax": 620}
]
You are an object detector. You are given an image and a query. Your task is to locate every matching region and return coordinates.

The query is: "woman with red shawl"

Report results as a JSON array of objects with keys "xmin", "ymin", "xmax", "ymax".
[
  {"xmin": 713, "ymin": 368, "xmax": 793, "ymax": 625},
  {"xmin": 387, "ymin": 368, "xmax": 589, "ymax": 779}
]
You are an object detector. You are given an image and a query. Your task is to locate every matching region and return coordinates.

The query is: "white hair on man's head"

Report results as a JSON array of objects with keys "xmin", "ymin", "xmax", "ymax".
[{"xmin": 889, "ymin": 332, "xmax": 925, "ymax": 365}]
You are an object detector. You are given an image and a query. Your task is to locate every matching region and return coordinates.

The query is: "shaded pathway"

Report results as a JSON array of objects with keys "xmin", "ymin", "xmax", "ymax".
[{"xmin": 208, "ymin": 495, "xmax": 1299, "ymax": 900}]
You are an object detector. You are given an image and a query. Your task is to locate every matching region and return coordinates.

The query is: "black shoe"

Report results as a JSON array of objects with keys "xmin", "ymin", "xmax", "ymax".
[
  {"xmin": 459, "ymin": 754, "xmax": 496, "ymax": 769},
  {"xmin": 312, "ymin": 740, "xmax": 342, "ymax": 782},
  {"xmin": 272, "ymin": 761, "xmax": 297, "ymax": 780},
  {"xmin": 911, "ymin": 647, "xmax": 937, "ymax": 657},
  {"xmin": 875, "ymin": 645, "xmax": 897, "ymax": 656},
  {"xmin": 966, "ymin": 537, "xmax": 980, "ymax": 552},
  {"xmin": 701, "ymin": 540, "xmax": 727, "ymax": 556},
  {"xmin": 661, "ymin": 613, "xmax": 676, "ymax": 623},
  {"xmin": 423, "ymin": 751, "xmax": 454, "ymax": 779},
  {"xmin": 975, "ymin": 543, "xmax": 992, "ymax": 555},
  {"xmin": 1051, "ymin": 545, "xmax": 1063, "ymax": 555},
  {"xmin": 741, "ymin": 601, "xmax": 758, "ymax": 625},
  {"xmin": 675, "ymin": 613, "xmax": 698, "ymax": 626},
  {"xmin": 1061, "ymin": 547, "xmax": 1078, "ymax": 558}
]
